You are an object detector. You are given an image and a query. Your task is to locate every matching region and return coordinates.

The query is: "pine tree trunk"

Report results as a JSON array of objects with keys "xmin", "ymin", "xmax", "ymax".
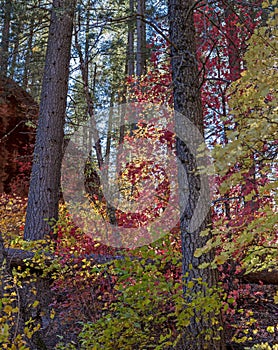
[
  {"xmin": 24, "ymin": 0, "xmax": 76, "ymax": 240},
  {"xmin": 0, "ymin": 0, "xmax": 12, "ymax": 76},
  {"xmin": 10, "ymin": 20, "xmax": 21, "ymax": 79},
  {"xmin": 136, "ymin": 0, "xmax": 146, "ymax": 76},
  {"xmin": 22, "ymin": 20, "xmax": 34, "ymax": 90},
  {"xmin": 168, "ymin": 1, "xmax": 226, "ymax": 348},
  {"xmin": 126, "ymin": 0, "xmax": 135, "ymax": 77}
]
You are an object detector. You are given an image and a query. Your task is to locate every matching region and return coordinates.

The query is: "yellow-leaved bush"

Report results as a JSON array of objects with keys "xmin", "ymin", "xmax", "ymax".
[{"xmin": 197, "ymin": 2, "xmax": 278, "ymax": 272}]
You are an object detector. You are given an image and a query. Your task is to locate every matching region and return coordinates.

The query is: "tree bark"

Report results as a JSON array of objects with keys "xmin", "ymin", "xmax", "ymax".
[
  {"xmin": 168, "ymin": 0, "xmax": 226, "ymax": 348},
  {"xmin": 127, "ymin": 0, "xmax": 135, "ymax": 77},
  {"xmin": 224, "ymin": 3, "xmax": 241, "ymax": 81},
  {"xmin": 0, "ymin": 0, "xmax": 12, "ymax": 76},
  {"xmin": 136, "ymin": 0, "xmax": 146, "ymax": 76},
  {"xmin": 22, "ymin": 19, "xmax": 34, "ymax": 90},
  {"xmin": 24, "ymin": 0, "xmax": 76, "ymax": 240},
  {"xmin": 10, "ymin": 19, "xmax": 21, "ymax": 79}
]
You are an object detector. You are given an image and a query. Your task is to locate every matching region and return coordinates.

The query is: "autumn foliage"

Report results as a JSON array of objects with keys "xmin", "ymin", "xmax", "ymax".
[{"xmin": 1, "ymin": 1, "xmax": 278, "ymax": 349}]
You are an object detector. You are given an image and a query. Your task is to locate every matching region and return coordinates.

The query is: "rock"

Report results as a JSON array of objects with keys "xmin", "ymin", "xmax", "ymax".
[{"xmin": 0, "ymin": 76, "xmax": 38, "ymax": 196}]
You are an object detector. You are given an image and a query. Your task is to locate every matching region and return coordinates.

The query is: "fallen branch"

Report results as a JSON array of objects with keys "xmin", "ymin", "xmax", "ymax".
[
  {"xmin": 242, "ymin": 269, "xmax": 278, "ymax": 285},
  {"xmin": 2, "ymin": 247, "xmax": 278, "ymax": 285},
  {"xmin": 3, "ymin": 247, "xmax": 124, "ymax": 269}
]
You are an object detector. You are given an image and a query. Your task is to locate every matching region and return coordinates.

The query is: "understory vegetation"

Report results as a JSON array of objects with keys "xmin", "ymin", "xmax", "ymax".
[{"xmin": 0, "ymin": 0, "xmax": 277, "ymax": 349}]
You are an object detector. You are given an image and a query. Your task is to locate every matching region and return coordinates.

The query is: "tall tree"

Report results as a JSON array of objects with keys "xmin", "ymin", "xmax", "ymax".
[
  {"xmin": 0, "ymin": 0, "xmax": 12, "ymax": 76},
  {"xmin": 136, "ymin": 0, "xmax": 146, "ymax": 76},
  {"xmin": 168, "ymin": 0, "xmax": 226, "ymax": 348},
  {"xmin": 3, "ymin": 1, "xmax": 50, "ymax": 99},
  {"xmin": 126, "ymin": 0, "xmax": 135, "ymax": 77},
  {"xmin": 24, "ymin": 0, "xmax": 76, "ymax": 240}
]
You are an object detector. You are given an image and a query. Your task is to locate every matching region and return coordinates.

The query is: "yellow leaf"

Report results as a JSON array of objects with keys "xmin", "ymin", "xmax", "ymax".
[
  {"xmin": 214, "ymin": 255, "xmax": 226, "ymax": 265},
  {"xmin": 50, "ymin": 309, "xmax": 56, "ymax": 319},
  {"xmin": 3, "ymin": 305, "xmax": 13, "ymax": 314},
  {"xmin": 266, "ymin": 326, "xmax": 275, "ymax": 333},
  {"xmin": 32, "ymin": 300, "xmax": 39, "ymax": 308}
]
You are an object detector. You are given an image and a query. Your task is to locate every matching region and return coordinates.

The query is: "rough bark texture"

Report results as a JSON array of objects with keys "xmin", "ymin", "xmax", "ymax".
[
  {"xmin": 168, "ymin": 0, "xmax": 226, "ymax": 348},
  {"xmin": 24, "ymin": 0, "xmax": 76, "ymax": 240},
  {"xmin": 127, "ymin": 0, "xmax": 135, "ymax": 76},
  {"xmin": 136, "ymin": 0, "xmax": 146, "ymax": 76},
  {"xmin": 0, "ymin": 0, "xmax": 12, "ymax": 76}
]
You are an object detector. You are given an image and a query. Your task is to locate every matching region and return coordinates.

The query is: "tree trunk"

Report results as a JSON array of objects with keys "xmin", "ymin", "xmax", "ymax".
[
  {"xmin": 0, "ymin": 0, "xmax": 12, "ymax": 76},
  {"xmin": 10, "ymin": 19, "xmax": 21, "ymax": 79},
  {"xmin": 22, "ymin": 19, "xmax": 34, "ymax": 90},
  {"xmin": 224, "ymin": 3, "xmax": 241, "ymax": 81},
  {"xmin": 127, "ymin": 0, "xmax": 135, "ymax": 77},
  {"xmin": 24, "ymin": 0, "xmax": 76, "ymax": 240},
  {"xmin": 136, "ymin": 0, "xmax": 146, "ymax": 76},
  {"xmin": 168, "ymin": 0, "xmax": 226, "ymax": 348}
]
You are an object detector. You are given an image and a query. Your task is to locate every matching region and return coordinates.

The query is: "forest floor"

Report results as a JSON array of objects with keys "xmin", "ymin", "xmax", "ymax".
[
  {"xmin": 225, "ymin": 282, "xmax": 278, "ymax": 349},
  {"xmin": 1, "ymin": 253, "xmax": 277, "ymax": 349},
  {"xmin": 47, "ymin": 278, "xmax": 278, "ymax": 349},
  {"xmin": 1, "ymin": 191, "xmax": 277, "ymax": 349}
]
